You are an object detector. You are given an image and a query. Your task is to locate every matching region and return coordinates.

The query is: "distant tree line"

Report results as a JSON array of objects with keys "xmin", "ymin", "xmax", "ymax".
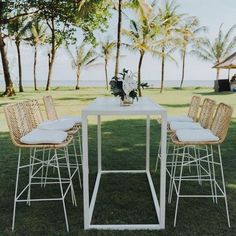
[{"xmin": 0, "ymin": 0, "xmax": 236, "ymax": 96}]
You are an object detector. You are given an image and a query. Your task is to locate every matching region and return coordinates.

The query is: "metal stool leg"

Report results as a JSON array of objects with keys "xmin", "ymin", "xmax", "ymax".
[
  {"xmin": 174, "ymin": 146, "xmax": 186, "ymax": 227},
  {"xmin": 169, "ymin": 146, "xmax": 180, "ymax": 203},
  {"xmin": 211, "ymin": 145, "xmax": 218, "ymax": 204},
  {"xmin": 218, "ymin": 144, "xmax": 231, "ymax": 227},
  {"xmin": 55, "ymin": 149, "xmax": 69, "ymax": 232},
  {"xmin": 72, "ymin": 139, "xmax": 82, "ymax": 188},
  {"xmin": 65, "ymin": 147, "xmax": 77, "ymax": 206},
  {"xmin": 12, "ymin": 149, "xmax": 21, "ymax": 231}
]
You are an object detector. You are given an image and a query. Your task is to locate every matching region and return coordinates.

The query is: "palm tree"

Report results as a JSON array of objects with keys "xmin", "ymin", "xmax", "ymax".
[
  {"xmin": 157, "ymin": 0, "xmax": 182, "ymax": 93},
  {"xmin": 178, "ymin": 16, "xmax": 207, "ymax": 88},
  {"xmin": 100, "ymin": 39, "xmax": 116, "ymax": 89},
  {"xmin": 122, "ymin": 3, "xmax": 160, "ymax": 97},
  {"xmin": 66, "ymin": 42, "xmax": 97, "ymax": 90},
  {"xmin": 112, "ymin": 0, "xmax": 139, "ymax": 76},
  {"xmin": 27, "ymin": 19, "xmax": 47, "ymax": 91},
  {"xmin": 7, "ymin": 15, "xmax": 29, "ymax": 92},
  {"xmin": 114, "ymin": 0, "xmax": 122, "ymax": 77},
  {"xmin": 0, "ymin": 31, "xmax": 15, "ymax": 96},
  {"xmin": 192, "ymin": 24, "xmax": 236, "ymax": 79}
]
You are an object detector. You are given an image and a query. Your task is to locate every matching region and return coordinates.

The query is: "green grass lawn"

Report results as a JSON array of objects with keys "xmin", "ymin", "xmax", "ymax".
[{"xmin": 0, "ymin": 87, "xmax": 236, "ymax": 235}]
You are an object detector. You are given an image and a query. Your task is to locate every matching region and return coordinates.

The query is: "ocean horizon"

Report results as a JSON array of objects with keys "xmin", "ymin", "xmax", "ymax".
[{"xmin": 0, "ymin": 79, "xmax": 215, "ymax": 89}]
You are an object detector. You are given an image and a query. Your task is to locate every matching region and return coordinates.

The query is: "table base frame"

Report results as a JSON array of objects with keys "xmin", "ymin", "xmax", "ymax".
[
  {"xmin": 82, "ymin": 107, "xmax": 167, "ymax": 231},
  {"xmin": 87, "ymin": 170, "xmax": 161, "ymax": 230}
]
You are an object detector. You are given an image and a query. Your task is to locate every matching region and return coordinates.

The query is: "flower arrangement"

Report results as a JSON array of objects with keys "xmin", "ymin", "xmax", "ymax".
[{"xmin": 109, "ymin": 69, "xmax": 138, "ymax": 103}]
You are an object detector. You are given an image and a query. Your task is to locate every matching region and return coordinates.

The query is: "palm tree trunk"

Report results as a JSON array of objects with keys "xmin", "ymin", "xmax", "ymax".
[
  {"xmin": 75, "ymin": 67, "xmax": 80, "ymax": 90},
  {"xmin": 216, "ymin": 68, "xmax": 220, "ymax": 80},
  {"xmin": 138, "ymin": 52, "xmax": 144, "ymax": 97},
  {"xmin": 33, "ymin": 45, "xmax": 38, "ymax": 91},
  {"xmin": 180, "ymin": 50, "xmax": 186, "ymax": 89},
  {"xmin": 114, "ymin": 0, "xmax": 122, "ymax": 76},
  {"xmin": 0, "ymin": 32, "xmax": 15, "ymax": 96},
  {"xmin": 105, "ymin": 58, "xmax": 108, "ymax": 90},
  {"xmin": 160, "ymin": 47, "xmax": 165, "ymax": 93},
  {"xmin": 46, "ymin": 52, "xmax": 55, "ymax": 91},
  {"xmin": 46, "ymin": 18, "xmax": 56, "ymax": 91},
  {"xmin": 16, "ymin": 41, "xmax": 23, "ymax": 92}
]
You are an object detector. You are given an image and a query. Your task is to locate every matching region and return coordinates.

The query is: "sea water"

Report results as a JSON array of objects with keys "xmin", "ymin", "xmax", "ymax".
[{"xmin": 0, "ymin": 79, "xmax": 214, "ymax": 89}]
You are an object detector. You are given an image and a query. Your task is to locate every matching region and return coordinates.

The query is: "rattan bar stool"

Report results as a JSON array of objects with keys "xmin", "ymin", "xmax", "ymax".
[
  {"xmin": 169, "ymin": 98, "xmax": 216, "ymax": 131},
  {"xmin": 24, "ymin": 99, "xmax": 82, "ymax": 188},
  {"xmin": 169, "ymin": 102, "xmax": 233, "ymax": 227},
  {"xmin": 4, "ymin": 102, "xmax": 76, "ymax": 232},
  {"xmin": 167, "ymin": 95, "xmax": 202, "ymax": 123},
  {"xmin": 43, "ymin": 95, "xmax": 83, "ymax": 187},
  {"xmin": 167, "ymin": 98, "xmax": 216, "ymax": 203},
  {"xmin": 155, "ymin": 96, "xmax": 202, "ymax": 171}
]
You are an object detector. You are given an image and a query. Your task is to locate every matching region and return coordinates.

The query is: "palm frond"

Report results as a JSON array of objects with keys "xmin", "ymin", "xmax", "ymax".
[
  {"xmin": 222, "ymin": 36, "xmax": 236, "ymax": 58},
  {"xmin": 190, "ymin": 49, "xmax": 214, "ymax": 62}
]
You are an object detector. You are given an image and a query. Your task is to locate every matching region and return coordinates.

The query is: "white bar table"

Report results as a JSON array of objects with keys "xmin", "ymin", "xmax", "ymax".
[{"xmin": 82, "ymin": 97, "xmax": 167, "ymax": 230}]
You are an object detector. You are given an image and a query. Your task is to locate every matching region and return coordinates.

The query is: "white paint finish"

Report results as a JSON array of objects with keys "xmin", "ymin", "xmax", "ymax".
[
  {"xmin": 82, "ymin": 114, "xmax": 89, "ymax": 229},
  {"xmin": 160, "ymin": 111, "xmax": 167, "ymax": 229},
  {"xmin": 83, "ymin": 97, "xmax": 166, "ymax": 116},
  {"xmin": 88, "ymin": 224, "xmax": 162, "ymax": 230},
  {"xmin": 146, "ymin": 115, "xmax": 150, "ymax": 172},
  {"xmin": 82, "ymin": 97, "xmax": 167, "ymax": 230},
  {"xmin": 97, "ymin": 115, "xmax": 102, "ymax": 172}
]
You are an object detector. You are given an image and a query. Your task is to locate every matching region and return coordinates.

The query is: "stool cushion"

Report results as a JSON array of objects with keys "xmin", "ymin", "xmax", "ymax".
[
  {"xmin": 170, "ymin": 121, "xmax": 202, "ymax": 131},
  {"xmin": 176, "ymin": 129, "xmax": 219, "ymax": 142},
  {"xmin": 20, "ymin": 129, "xmax": 68, "ymax": 144},
  {"xmin": 167, "ymin": 115, "xmax": 193, "ymax": 123},
  {"xmin": 61, "ymin": 115, "xmax": 82, "ymax": 125},
  {"xmin": 37, "ymin": 120, "xmax": 74, "ymax": 131}
]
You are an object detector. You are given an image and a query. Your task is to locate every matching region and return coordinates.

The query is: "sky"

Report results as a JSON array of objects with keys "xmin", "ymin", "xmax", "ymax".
[{"xmin": 1, "ymin": 0, "xmax": 236, "ymax": 88}]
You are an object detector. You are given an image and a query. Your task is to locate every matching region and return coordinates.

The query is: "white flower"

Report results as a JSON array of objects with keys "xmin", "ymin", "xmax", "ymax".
[{"xmin": 122, "ymin": 72, "xmax": 137, "ymax": 95}]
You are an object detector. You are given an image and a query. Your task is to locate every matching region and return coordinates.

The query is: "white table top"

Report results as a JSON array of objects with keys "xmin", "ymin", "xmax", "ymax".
[{"xmin": 82, "ymin": 97, "xmax": 166, "ymax": 116}]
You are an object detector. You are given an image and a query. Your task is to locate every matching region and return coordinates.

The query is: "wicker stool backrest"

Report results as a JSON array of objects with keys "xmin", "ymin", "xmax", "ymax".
[
  {"xmin": 43, "ymin": 95, "xmax": 58, "ymax": 120},
  {"xmin": 4, "ymin": 102, "xmax": 33, "ymax": 146},
  {"xmin": 210, "ymin": 103, "xmax": 233, "ymax": 143},
  {"xmin": 188, "ymin": 96, "xmax": 201, "ymax": 121},
  {"xmin": 24, "ymin": 99, "xmax": 44, "ymax": 128},
  {"xmin": 198, "ymin": 98, "xmax": 216, "ymax": 128}
]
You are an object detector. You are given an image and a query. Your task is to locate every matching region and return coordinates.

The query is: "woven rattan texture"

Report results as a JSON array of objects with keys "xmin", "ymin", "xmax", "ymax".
[
  {"xmin": 171, "ymin": 102, "xmax": 233, "ymax": 145},
  {"xmin": 4, "ymin": 103, "xmax": 32, "ymax": 147},
  {"xmin": 24, "ymin": 99, "xmax": 44, "ymax": 128},
  {"xmin": 198, "ymin": 98, "xmax": 216, "ymax": 128},
  {"xmin": 43, "ymin": 95, "xmax": 58, "ymax": 120},
  {"xmin": 211, "ymin": 103, "xmax": 233, "ymax": 142},
  {"xmin": 187, "ymin": 96, "xmax": 201, "ymax": 121}
]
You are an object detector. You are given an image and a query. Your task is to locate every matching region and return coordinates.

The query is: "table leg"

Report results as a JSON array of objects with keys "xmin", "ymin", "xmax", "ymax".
[
  {"xmin": 82, "ymin": 114, "xmax": 89, "ymax": 229},
  {"xmin": 97, "ymin": 115, "xmax": 102, "ymax": 172},
  {"xmin": 146, "ymin": 115, "xmax": 150, "ymax": 172},
  {"xmin": 160, "ymin": 112, "xmax": 167, "ymax": 229}
]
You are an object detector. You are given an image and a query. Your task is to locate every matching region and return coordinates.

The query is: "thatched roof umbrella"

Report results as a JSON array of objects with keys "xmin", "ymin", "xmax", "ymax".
[{"xmin": 213, "ymin": 52, "xmax": 236, "ymax": 79}]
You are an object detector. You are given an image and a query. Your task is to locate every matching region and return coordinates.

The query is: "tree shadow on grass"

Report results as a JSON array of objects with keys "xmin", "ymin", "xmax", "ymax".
[
  {"xmin": 0, "ymin": 102, "xmax": 10, "ymax": 107},
  {"xmin": 56, "ymin": 97, "xmax": 97, "ymax": 102},
  {"xmin": 193, "ymin": 91, "xmax": 234, "ymax": 96},
  {"xmin": 1, "ymin": 118, "xmax": 236, "ymax": 235},
  {"xmin": 160, "ymin": 103, "xmax": 189, "ymax": 108}
]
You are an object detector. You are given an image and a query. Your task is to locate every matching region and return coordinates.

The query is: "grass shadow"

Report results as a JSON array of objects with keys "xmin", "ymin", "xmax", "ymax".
[
  {"xmin": 193, "ymin": 91, "xmax": 234, "ymax": 96},
  {"xmin": 0, "ymin": 102, "xmax": 10, "ymax": 107},
  {"xmin": 0, "ymin": 118, "xmax": 236, "ymax": 235},
  {"xmin": 160, "ymin": 103, "xmax": 189, "ymax": 108},
  {"xmin": 56, "ymin": 97, "xmax": 96, "ymax": 102}
]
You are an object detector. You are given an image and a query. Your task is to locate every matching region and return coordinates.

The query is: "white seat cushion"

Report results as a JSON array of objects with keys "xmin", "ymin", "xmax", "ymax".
[
  {"xmin": 167, "ymin": 115, "xmax": 193, "ymax": 123},
  {"xmin": 61, "ymin": 115, "xmax": 82, "ymax": 124},
  {"xmin": 170, "ymin": 121, "xmax": 202, "ymax": 131},
  {"xmin": 20, "ymin": 129, "xmax": 68, "ymax": 144},
  {"xmin": 176, "ymin": 129, "xmax": 219, "ymax": 142},
  {"xmin": 38, "ymin": 120, "xmax": 74, "ymax": 131}
]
